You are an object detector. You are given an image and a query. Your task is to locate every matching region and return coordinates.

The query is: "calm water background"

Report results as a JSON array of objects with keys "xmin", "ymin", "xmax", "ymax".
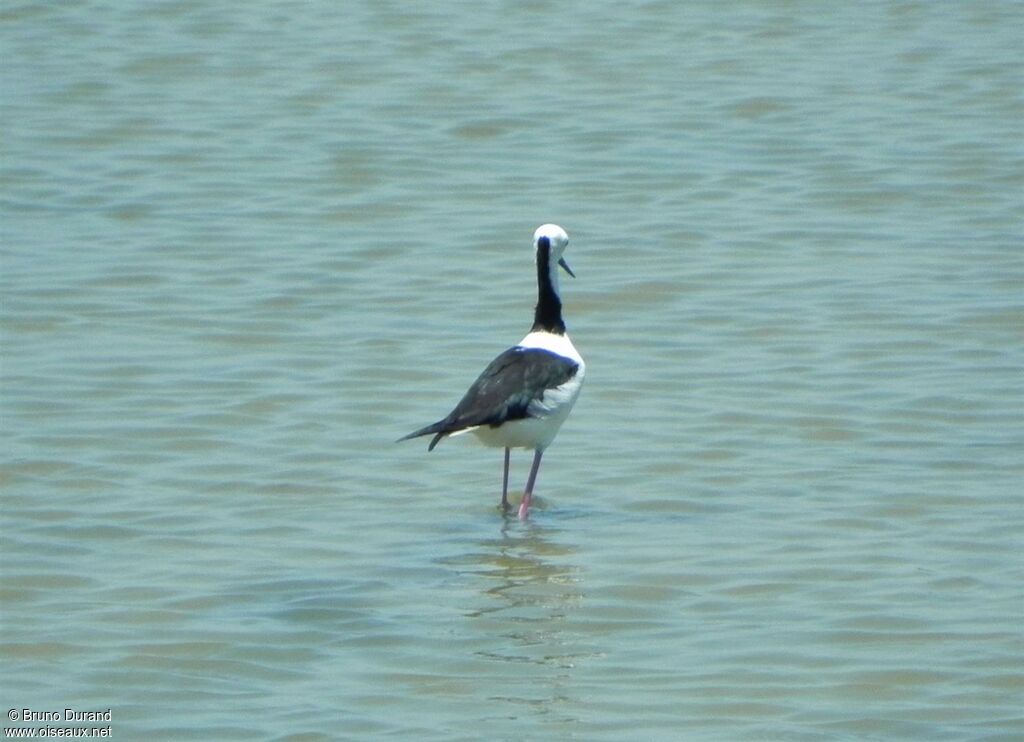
[{"xmin": 2, "ymin": 1, "xmax": 1022, "ymax": 739}]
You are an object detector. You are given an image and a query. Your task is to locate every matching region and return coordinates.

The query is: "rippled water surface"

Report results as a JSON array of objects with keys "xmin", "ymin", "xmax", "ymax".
[{"xmin": 3, "ymin": 2, "xmax": 1023, "ymax": 740}]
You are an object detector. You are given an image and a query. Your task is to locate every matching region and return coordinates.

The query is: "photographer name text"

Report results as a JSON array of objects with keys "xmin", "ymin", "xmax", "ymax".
[{"xmin": 9, "ymin": 711, "xmax": 110, "ymax": 724}]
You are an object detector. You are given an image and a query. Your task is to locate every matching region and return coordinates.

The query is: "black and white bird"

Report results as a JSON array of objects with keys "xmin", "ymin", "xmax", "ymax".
[{"xmin": 399, "ymin": 224, "xmax": 585, "ymax": 519}]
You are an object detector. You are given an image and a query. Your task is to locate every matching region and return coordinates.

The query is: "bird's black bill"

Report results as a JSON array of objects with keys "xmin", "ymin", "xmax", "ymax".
[{"xmin": 558, "ymin": 257, "xmax": 576, "ymax": 278}]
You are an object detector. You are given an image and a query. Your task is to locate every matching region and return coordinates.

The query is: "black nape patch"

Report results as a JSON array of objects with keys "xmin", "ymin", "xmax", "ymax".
[{"xmin": 531, "ymin": 236, "xmax": 565, "ymax": 334}]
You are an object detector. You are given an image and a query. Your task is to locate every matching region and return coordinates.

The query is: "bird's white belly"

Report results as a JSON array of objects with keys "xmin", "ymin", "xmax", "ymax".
[{"xmin": 471, "ymin": 415, "xmax": 562, "ymax": 450}]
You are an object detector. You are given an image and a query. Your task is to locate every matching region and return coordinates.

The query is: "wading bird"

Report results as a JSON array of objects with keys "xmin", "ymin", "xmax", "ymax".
[{"xmin": 399, "ymin": 224, "xmax": 585, "ymax": 519}]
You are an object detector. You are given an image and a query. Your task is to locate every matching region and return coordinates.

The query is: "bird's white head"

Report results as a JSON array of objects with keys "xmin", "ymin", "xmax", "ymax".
[{"xmin": 533, "ymin": 224, "xmax": 574, "ymax": 278}]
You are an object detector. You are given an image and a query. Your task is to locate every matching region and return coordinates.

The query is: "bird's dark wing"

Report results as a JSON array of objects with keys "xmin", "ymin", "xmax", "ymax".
[
  {"xmin": 397, "ymin": 346, "xmax": 579, "ymax": 450},
  {"xmin": 446, "ymin": 346, "xmax": 579, "ymax": 428}
]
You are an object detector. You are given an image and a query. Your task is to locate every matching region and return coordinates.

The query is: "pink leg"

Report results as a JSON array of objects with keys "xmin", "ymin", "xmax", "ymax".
[
  {"xmin": 500, "ymin": 447, "xmax": 511, "ymax": 511},
  {"xmin": 518, "ymin": 448, "xmax": 545, "ymax": 520}
]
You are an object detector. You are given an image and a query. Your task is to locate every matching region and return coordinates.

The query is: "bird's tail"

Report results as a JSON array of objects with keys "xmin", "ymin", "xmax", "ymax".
[{"xmin": 396, "ymin": 421, "xmax": 449, "ymax": 451}]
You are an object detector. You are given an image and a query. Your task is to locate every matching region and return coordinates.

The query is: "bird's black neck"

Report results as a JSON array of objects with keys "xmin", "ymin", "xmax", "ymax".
[{"xmin": 531, "ymin": 241, "xmax": 566, "ymax": 334}]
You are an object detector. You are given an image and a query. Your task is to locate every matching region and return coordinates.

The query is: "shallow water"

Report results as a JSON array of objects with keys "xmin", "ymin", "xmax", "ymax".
[{"xmin": 3, "ymin": 1, "xmax": 1023, "ymax": 739}]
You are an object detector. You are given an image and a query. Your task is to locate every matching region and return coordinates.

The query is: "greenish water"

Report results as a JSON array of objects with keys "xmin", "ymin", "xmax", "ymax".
[{"xmin": 3, "ymin": 2, "xmax": 1022, "ymax": 740}]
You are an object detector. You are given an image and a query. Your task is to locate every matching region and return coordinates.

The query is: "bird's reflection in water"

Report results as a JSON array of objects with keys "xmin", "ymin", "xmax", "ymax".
[
  {"xmin": 448, "ymin": 516, "xmax": 593, "ymax": 720},
  {"xmin": 469, "ymin": 519, "xmax": 579, "ymax": 619}
]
